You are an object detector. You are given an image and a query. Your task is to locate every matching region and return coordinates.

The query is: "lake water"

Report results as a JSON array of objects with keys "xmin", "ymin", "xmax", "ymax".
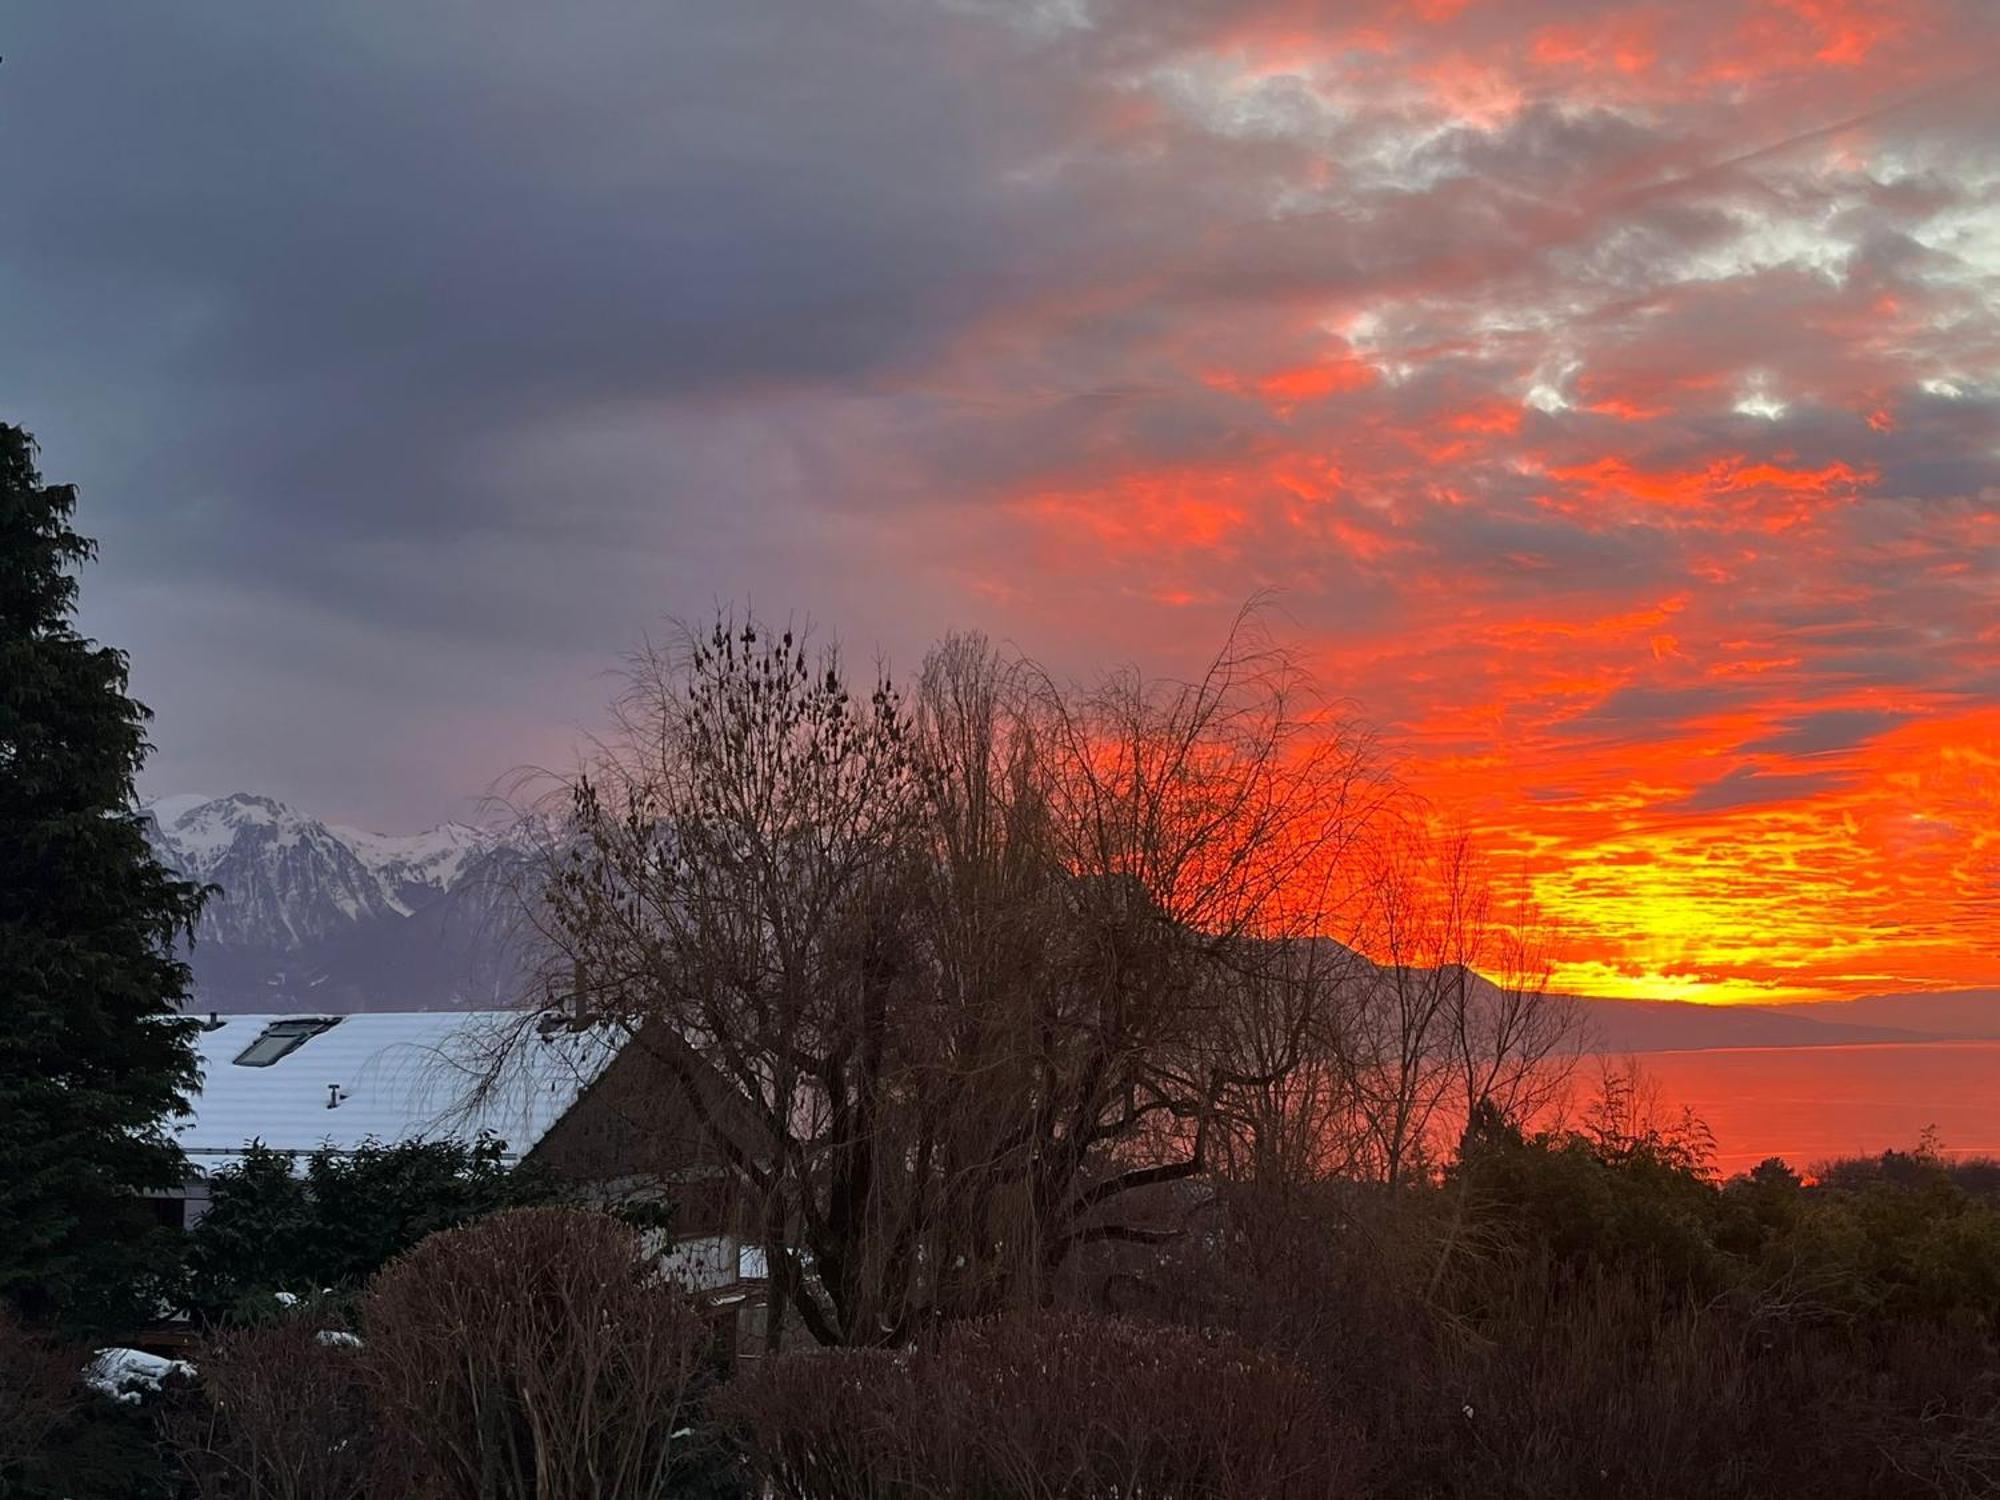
[{"xmin": 1614, "ymin": 1040, "xmax": 2000, "ymax": 1174}]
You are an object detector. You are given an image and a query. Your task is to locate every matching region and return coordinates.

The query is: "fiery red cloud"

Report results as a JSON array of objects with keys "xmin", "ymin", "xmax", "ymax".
[{"xmin": 863, "ymin": 0, "xmax": 2000, "ymax": 1002}]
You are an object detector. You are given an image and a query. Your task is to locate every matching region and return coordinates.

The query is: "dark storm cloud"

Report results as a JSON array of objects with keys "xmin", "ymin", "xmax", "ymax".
[
  {"xmin": 5, "ymin": 3, "xmax": 1043, "ymax": 537},
  {"xmin": 0, "ymin": 1, "xmax": 1107, "ymax": 819}
]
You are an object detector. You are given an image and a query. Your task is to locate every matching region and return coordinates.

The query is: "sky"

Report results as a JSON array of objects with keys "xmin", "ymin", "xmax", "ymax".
[{"xmin": 3, "ymin": 1, "xmax": 1996, "ymax": 1004}]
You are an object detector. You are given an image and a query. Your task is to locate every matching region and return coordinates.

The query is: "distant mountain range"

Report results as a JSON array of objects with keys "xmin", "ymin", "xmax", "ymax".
[
  {"xmin": 144, "ymin": 793, "xmax": 534, "ymax": 1013},
  {"xmin": 1569, "ymin": 991, "xmax": 2000, "ymax": 1054},
  {"xmin": 145, "ymin": 793, "xmax": 2000, "ymax": 1047},
  {"xmin": 1766, "ymin": 989, "xmax": 2000, "ymax": 1040}
]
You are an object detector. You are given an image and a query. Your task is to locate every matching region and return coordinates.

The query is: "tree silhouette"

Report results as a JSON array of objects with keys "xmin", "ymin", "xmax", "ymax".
[{"xmin": 0, "ymin": 423, "xmax": 207, "ymax": 1330}]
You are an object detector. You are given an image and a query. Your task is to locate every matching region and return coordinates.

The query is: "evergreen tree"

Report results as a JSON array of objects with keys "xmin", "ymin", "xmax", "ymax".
[{"xmin": 0, "ymin": 424, "xmax": 206, "ymax": 1330}]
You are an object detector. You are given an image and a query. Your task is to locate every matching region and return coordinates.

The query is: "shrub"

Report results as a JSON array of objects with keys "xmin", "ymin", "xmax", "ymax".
[
  {"xmin": 0, "ymin": 1312, "xmax": 80, "ymax": 1493},
  {"xmin": 362, "ymin": 1207, "xmax": 715, "ymax": 1499},
  {"xmin": 714, "ymin": 1348, "xmax": 912, "ymax": 1498},
  {"xmin": 0, "ymin": 1313, "xmax": 194, "ymax": 1500},
  {"xmin": 721, "ymin": 1309, "xmax": 1342, "ymax": 1499},
  {"xmin": 1445, "ymin": 1104, "xmax": 1728, "ymax": 1299},
  {"xmin": 170, "ymin": 1322, "xmax": 375, "ymax": 1500}
]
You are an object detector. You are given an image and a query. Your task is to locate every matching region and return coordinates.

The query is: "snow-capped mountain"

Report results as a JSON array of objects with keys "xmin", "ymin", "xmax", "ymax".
[
  {"xmin": 144, "ymin": 793, "xmax": 534, "ymax": 1014},
  {"xmin": 330, "ymin": 820, "xmax": 497, "ymax": 914}
]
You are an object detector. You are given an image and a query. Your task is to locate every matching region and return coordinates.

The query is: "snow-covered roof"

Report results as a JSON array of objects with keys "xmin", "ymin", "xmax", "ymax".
[{"xmin": 175, "ymin": 1010, "xmax": 620, "ymax": 1166}]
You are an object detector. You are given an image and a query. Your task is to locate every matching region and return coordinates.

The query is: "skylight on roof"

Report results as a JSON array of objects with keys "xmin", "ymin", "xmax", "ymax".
[{"xmin": 232, "ymin": 1017, "xmax": 342, "ymax": 1067}]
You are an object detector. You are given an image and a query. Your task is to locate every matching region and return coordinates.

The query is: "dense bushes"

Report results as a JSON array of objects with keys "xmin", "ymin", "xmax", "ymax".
[
  {"xmin": 0, "ymin": 1313, "xmax": 181, "ymax": 1500},
  {"xmin": 0, "ymin": 1203, "xmax": 737, "ymax": 1499},
  {"xmin": 1444, "ymin": 1100, "xmax": 1729, "ymax": 1296},
  {"xmin": 171, "ymin": 1207, "xmax": 731, "ymax": 1500},
  {"xmin": 1116, "ymin": 1124, "xmax": 2000, "ymax": 1499},
  {"xmin": 722, "ymin": 1310, "xmax": 1343, "ymax": 1499},
  {"xmin": 16, "ymin": 1134, "xmax": 2000, "ymax": 1497},
  {"xmin": 182, "ymin": 1135, "xmax": 550, "ymax": 1319}
]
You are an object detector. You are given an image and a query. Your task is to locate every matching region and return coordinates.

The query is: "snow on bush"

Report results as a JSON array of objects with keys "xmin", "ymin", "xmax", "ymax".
[{"xmin": 84, "ymin": 1347, "xmax": 194, "ymax": 1404}]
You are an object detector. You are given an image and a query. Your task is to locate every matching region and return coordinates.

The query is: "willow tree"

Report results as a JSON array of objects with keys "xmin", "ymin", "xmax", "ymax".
[{"xmin": 528, "ymin": 609, "xmax": 1386, "ymax": 1347}]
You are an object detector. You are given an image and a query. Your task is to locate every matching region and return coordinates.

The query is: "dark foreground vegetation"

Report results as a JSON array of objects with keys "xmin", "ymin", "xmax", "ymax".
[{"xmin": 6, "ymin": 1125, "xmax": 1999, "ymax": 1499}]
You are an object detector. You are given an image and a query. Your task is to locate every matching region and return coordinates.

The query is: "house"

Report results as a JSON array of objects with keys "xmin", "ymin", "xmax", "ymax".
[{"xmin": 167, "ymin": 1010, "xmax": 769, "ymax": 1340}]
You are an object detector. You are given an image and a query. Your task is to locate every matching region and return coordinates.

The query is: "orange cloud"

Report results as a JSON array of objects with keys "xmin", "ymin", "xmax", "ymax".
[
  {"xmin": 1256, "ymin": 357, "xmax": 1379, "ymax": 404},
  {"xmin": 907, "ymin": 0, "xmax": 2000, "ymax": 1005},
  {"xmin": 1539, "ymin": 456, "xmax": 1876, "ymax": 531},
  {"xmin": 1530, "ymin": 13, "xmax": 1661, "ymax": 77}
]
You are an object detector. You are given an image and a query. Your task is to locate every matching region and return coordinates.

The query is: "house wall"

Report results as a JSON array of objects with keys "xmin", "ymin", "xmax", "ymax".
[
  {"xmin": 523, "ymin": 1031, "xmax": 751, "ymax": 1237},
  {"xmin": 524, "ymin": 1028, "xmax": 775, "ymax": 1355}
]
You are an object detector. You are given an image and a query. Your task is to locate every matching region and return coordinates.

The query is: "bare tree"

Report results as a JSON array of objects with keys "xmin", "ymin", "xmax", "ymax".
[
  {"xmin": 1194, "ymin": 810, "xmax": 1577, "ymax": 1196},
  {"xmin": 1328, "ymin": 819, "xmax": 1577, "ymax": 1187},
  {"xmin": 526, "ymin": 608, "xmax": 1389, "ymax": 1346}
]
